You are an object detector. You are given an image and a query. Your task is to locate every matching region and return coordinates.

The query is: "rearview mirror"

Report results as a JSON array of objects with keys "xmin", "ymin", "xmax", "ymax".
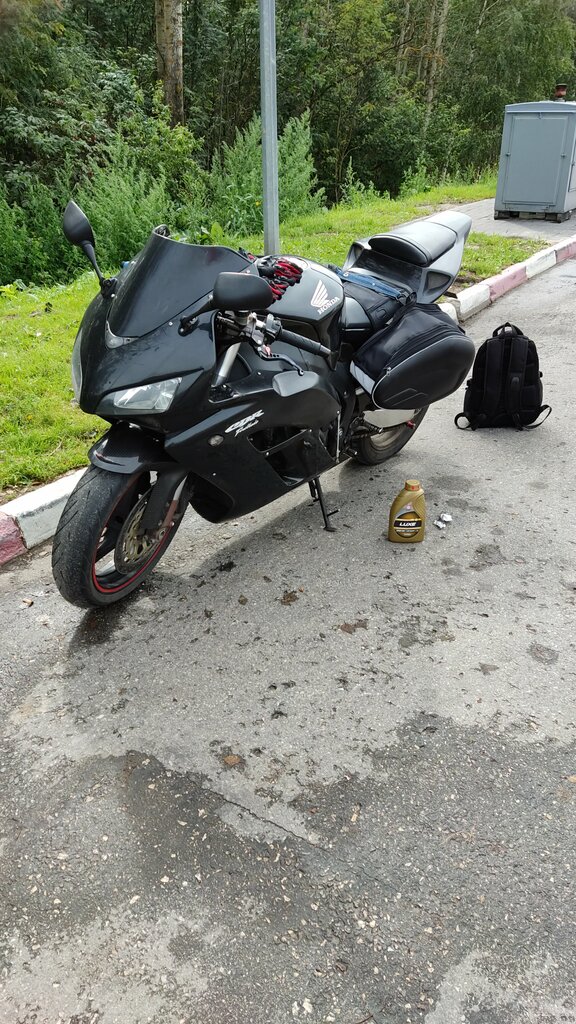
[
  {"xmin": 213, "ymin": 272, "xmax": 273, "ymax": 311},
  {"xmin": 63, "ymin": 201, "xmax": 96, "ymax": 248}
]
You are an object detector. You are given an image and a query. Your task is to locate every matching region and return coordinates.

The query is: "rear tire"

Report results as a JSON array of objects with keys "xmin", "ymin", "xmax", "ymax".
[
  {"xmin": 52, "ymin": 466, "xmax": 188, "ymax": 608},
  {"xmin": 352, "ymin": 407, "xmax": 428, "ymax": 466}
]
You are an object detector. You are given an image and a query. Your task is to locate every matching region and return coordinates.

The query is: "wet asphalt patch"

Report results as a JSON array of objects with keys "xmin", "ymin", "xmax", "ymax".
[{"xmin": 1, "ymin": 716, "xmax": 574, "ymax": 1022}]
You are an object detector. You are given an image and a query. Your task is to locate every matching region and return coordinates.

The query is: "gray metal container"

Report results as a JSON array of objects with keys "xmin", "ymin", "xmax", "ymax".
[{"xmin": 495, "ymin": 101, "xmax": 576, "ymax": 221}]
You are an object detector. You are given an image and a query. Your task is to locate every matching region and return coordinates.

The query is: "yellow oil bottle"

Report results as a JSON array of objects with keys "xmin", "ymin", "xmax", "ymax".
[{"xmin": 388, "ymin": 480, "xmax": 426, "ymax": 543}]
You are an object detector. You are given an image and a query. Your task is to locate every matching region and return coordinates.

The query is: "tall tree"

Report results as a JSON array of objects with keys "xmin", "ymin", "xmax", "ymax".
[
  {"xmin": 155, "ymin": 0, "xmax": 184, "ymax": 124},
  {"xmin": 424, "ymin": 0, "xmax": 450, "ymax": 131}
]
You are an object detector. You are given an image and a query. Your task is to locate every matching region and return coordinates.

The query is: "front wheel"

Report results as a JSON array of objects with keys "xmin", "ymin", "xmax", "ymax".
[
  {"xmin": 52, "ymin": 466, "xmax": 189, "ymax": 608},
  {"xmin": 352, "ymin": 407, "xmax": 428, "ymax": 466}
]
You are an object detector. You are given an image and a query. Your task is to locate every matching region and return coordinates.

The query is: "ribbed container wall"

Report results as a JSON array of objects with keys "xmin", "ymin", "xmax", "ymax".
[{"xmin": 495, "ymin": 102, "xmax": 576, "ymax": 221}]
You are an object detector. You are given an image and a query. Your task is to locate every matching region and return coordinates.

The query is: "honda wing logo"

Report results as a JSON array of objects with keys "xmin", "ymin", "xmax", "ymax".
[
  {"xmin": 311, "ymin": 279, "xmax": 339, "ymax": 315},
  {"xmin": 311, "ymin": 281, "xmax": 328, "ymax": 308}
]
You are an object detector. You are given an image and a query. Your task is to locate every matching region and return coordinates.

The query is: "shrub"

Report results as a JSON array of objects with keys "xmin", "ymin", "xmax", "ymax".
[
  {"xmin": 340, "ymin": 159, "xmax": 384, "ymax": 207},
  {"xmin": 352, "ymin": 92, "xmax": 436, "ymax": 196},
  {"xmin": 0, "ymin": 186, "xmax": 27, "ymax": 286},
  {"xmin": 208, "ymin": 111, "xmax": 323, "ymax": 237},
  {"xmin": 120, "ymin": 88, "xmax": 208, "ymax": 221},
  {"xmin": 398, "ymin": 157, "xmax": 432, "ymax": 198},
  {"xmin": 208, "ymin": 115, "xmax": 263, "ymax": 235},
  {"xmin": 28, "ymin": 177, "xmax": 89, "ymax": 280},
  {"xmin": 278, "ymin": 112, "xmax": 324, "ymax": 219},
  {"xmin": 76, "ymin": 137, "xmax": 176, "ymax": 269}
]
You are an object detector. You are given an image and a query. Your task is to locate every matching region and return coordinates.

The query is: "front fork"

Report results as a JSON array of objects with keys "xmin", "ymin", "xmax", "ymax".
[{"xmin": 138, "ymin": 469, "xmax": 190, "ymax": 533}]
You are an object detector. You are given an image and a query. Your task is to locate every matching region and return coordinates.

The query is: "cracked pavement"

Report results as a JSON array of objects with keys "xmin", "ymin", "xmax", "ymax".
[{"xmin": 0, "ymin": 261, "xmax": 575, "ymax": 1023}]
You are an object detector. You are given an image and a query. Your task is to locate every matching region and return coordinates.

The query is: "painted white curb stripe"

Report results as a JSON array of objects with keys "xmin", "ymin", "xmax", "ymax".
[
  {"xmin": 524, "ymin": 247, "xmax": 557, "ymax": 279},
  {"xmin": 438, "ymin": 301, "xmax": 459, "ymax": 322},
  {"xmin": 456, "ymin": 282, "xmax": 491, "ymax": 320},
  {"xmin": 1, "ymin": 468, "xmax": 86, "ymax": 549}
]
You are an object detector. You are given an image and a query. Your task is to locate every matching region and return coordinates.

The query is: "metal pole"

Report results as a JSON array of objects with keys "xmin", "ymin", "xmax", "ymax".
[{"xmin": 259, "ymin": 0, "xmax": 280, "ymax": 254}]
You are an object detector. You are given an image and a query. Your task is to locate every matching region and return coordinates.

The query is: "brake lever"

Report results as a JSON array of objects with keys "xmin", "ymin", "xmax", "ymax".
[
  {"xmin": 250, "ymin": 315, "xmax": 304, "ymax": 375},
  {"xmin": 256, "ymin": 347, "xmax": 305, "ymax": 375}
]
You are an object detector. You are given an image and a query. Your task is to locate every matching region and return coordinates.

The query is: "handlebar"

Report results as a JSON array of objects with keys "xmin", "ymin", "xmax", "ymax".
[
  {"xmin": 210, "ymin": 311, "xmax": 332, "ymax": 389},
  {"xmin": 278, "ymin": 325, "xmax": 332, "ymax": 359}
]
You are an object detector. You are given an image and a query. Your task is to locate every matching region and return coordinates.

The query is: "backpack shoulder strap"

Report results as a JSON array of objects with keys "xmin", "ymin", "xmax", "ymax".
[
  {"xmin": 505, "ymin": 333, "xmax": 529, "ymax": 429},
  {"xmin": 478, "ymin": 336, "xmax": 506, "ymax": 424},
  {"xmin": 454, "ymin": 337, "xmax": 504, "ymax": 429},
  {"xmin": 524, "ymin": 405, "xmax": 552, "ymax": 428}
]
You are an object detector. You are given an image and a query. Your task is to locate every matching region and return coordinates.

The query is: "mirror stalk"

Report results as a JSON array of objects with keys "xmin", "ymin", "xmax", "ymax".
[
  {"xmin": 178, "ymin": 292, "xmax": 215, "ymax": 336},
  {"xmin": 80, "ymin": 241, "xmax": 117, "ymax": 298}
]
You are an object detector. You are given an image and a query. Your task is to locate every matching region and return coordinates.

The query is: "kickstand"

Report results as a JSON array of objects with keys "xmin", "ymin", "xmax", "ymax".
[{"xmin": 309, "ymin": 478, "xmax": 338, "ymax": 532}]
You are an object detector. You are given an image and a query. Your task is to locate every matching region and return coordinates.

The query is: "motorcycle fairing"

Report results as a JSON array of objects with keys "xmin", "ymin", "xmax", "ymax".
[
  {"xmin": 77, "ymin": 298, "xmax": 217, "ymax": 414},
  {"xmin": 166, "ymin": 365, "xmax": 339, "ymax": 451},
  {"xmin": 88, "ymin": 347, "xmax": 344, "ymax": 521},
  {"xmin": 108, "ymin": 230, "xmax": 257, "ymax": 338},
  {"xmin": 164, "ymin": 365, "xmax": 342, "ymax": 520},
  {"xmin": 89, "ymin": 423, "xmax": 182, "ymax": 474}
]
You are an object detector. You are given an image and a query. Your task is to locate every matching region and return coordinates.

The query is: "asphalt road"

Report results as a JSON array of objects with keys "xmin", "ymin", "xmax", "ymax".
[
  {"xmin": 454, "ymin": 197, "xmax": 576, "ymax": 242},
  {"xmin": 1, "ymin": 262, "xmax": 575, "ymax": 1024}
]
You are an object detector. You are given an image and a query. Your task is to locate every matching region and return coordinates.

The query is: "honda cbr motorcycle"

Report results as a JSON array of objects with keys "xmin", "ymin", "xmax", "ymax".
[{"xmin": 52, "ymin": 201, "xmax": 475, "ymax": 607}]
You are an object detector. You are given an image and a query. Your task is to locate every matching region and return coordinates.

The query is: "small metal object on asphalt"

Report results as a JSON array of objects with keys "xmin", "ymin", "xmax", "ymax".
[
  {"xmin": 440, "ymin": 512, "xmax": 453, "ymax": 523},
  {"xmin": 434, "ymin": 519, "xmax": 447, "ymax": 530}
]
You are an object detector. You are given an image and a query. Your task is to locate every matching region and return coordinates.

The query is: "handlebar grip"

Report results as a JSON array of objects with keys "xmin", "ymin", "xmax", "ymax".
[{"xmin": 279, "ymin": 326, "xmax": 332, "ymax": 358}]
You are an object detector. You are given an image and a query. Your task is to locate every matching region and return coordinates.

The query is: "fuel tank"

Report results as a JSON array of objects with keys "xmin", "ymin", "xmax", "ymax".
[{"xmin": 258, "ymin": 257, "xmax": 344, "ymax": 349}]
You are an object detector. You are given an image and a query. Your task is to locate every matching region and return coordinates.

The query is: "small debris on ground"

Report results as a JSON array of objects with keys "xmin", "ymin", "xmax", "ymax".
[
  {"xmin": 222, "ymin": 753, "xmax": 245, "ymax": 768},
  {"xmin": 339, "ymin": 619, "xmax": 368, "ymax": 634}
]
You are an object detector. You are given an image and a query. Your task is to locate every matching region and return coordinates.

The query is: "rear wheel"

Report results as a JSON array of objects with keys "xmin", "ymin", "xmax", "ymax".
[
  {"xmin": 52, "ymin": 466, "xmax": 189, "ymax": 608},
  {"xmin": 352, "ymin": 407, "xmax": 428, "ymax": 466}
]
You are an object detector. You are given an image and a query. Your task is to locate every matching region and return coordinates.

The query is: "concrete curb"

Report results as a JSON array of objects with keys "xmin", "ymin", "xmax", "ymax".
[
  {"xmin": 442, "ymin": 230, "xmax": 576, "ymax": 322},
  {"xmin": 0, "ymin": 470, "xmax": 86, "ymax": 567},
  {"xmin": 2, "ymin": 229, "xmax": 576, "ymax": 568}
]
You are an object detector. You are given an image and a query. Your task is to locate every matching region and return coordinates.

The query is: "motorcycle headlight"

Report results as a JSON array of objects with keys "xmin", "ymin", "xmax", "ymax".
[
  {"xmin": 97, "ymin": 378, "xmax": 182, "ymax": 415},
  {"xmin": 71, "ymin": 328, "xmax": 83, "ymax": 401}
]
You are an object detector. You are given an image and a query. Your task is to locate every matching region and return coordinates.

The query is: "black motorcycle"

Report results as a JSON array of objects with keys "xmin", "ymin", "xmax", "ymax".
[{"xmin": 52, "ymin": 201, "xmax": 475, "ymax": 607}]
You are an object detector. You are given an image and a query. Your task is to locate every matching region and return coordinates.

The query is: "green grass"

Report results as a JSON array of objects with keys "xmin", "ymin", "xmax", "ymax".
[
  {"xmin": 236, "ymin": 175, "xmax": 504, "ymax": 268},
  {"xmin": 236, "ymin": 177, "xmax": 541, "ymax": 282},
  {"xmin": 458, "ymin": 233, "xmax": 542, "ymax": 285},
  {"xmin": 0, "ymin": 179, "xmax": 544, "ymax": 496},
  {"xmin": 0, "ymin": 274, "xmax": 102, "ymax": 496}
]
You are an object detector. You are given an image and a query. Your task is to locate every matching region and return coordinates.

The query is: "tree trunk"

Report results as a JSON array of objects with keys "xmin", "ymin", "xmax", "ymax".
[
  {"xmin": 155, "ymin": 0, "xmax": 185, "ymax": 125},
  {"xmin": 395, "ymin": 0, "xmax": 411, "ymax": 79},
  {"xmin": 416, "ymin": 0, "xmax": 437, "ymax": 85},
  {"xmin": 424, "ymin": 0, "xmax": 450, "ymax": 133}
]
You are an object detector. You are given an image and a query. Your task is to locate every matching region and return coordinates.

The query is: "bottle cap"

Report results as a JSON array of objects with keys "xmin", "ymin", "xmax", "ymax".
[{"xmin": 405, "ymin": 479, "xmax": 421, "ymax": 491}]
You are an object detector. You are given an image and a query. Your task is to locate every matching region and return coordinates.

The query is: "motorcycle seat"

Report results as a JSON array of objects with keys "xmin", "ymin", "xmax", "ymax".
[{"xmin": 368, "ymin": 213, "xmax": 467, "ymax": 268}]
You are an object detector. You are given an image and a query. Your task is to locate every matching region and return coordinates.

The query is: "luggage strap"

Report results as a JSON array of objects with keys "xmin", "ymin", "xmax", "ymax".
[
  {"xmin": 505, "ymin": 333, "xmax": 529, "ymax": 429},
  {"xmin": 330, "ymin": 266, "xmax": 410, "ymax": 301},
  {"xmin": 454, "ymin": 337, "xmax": 504, "ymax": 430},
  {"xmin": 499, "ymin": 324, "xmax": 550, "ymax": 429}
]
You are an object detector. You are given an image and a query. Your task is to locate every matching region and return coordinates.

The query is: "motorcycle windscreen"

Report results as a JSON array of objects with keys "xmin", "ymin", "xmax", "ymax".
[{"xmin": 108, "ymin": 230, "xmax": 256, "ymax": 338}]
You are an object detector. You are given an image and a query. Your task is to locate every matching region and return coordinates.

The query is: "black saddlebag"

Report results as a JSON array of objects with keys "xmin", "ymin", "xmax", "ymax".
[{"xmin": 350, "ymin": 303, "xmax": 475, "ymax": 409}]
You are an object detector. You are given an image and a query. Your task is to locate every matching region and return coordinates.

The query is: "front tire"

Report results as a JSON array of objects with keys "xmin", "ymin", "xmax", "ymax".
[
  {"xmin": 52, "ymin": 466, "xmax": 188, "ymax": 608},
  {"xmin": 352, "ymin": 407, "xmax": 428, "ymax": 466}
]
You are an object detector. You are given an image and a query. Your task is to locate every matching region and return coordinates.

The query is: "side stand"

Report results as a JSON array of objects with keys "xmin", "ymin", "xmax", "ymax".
[{"xmin": 309, "ymin": 478, "xmax": 338, "ymax": 532}]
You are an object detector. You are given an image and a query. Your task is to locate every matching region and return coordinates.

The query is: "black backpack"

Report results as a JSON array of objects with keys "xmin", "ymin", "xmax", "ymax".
[{"xmin": 455, "ymin": 323, "xmax": 551, "ymax": 430}]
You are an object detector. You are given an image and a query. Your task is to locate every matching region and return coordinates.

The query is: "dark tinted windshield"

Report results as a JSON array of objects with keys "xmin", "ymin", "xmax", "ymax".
[{"xmin": 108, "ymin": 230, "xmax": 255, "ymax": 338}]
